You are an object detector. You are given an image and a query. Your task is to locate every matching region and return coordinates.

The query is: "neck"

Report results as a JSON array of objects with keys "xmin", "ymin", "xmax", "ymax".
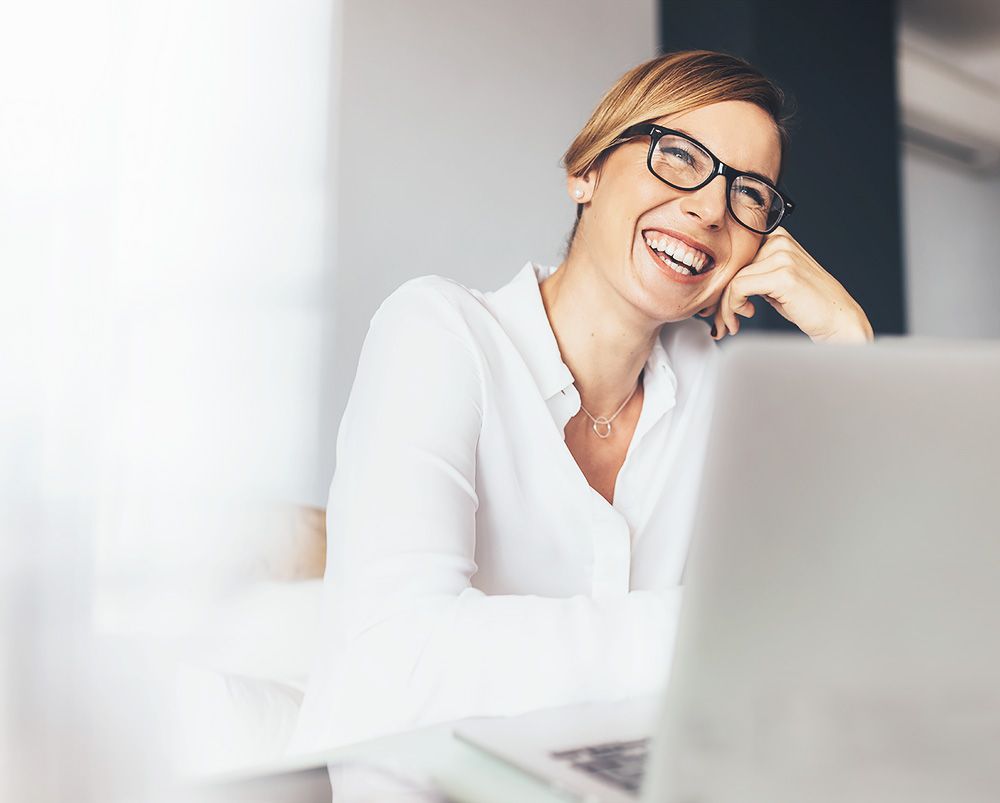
[{"xmin": 539, "ymin": 252, "xmax": 660, "ymax": 415}]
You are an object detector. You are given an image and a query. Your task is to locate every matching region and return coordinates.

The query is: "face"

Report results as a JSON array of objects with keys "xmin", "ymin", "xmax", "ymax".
[{"xmin": 567, "ymin": 100, "xmax": 783, "ymax": 322}]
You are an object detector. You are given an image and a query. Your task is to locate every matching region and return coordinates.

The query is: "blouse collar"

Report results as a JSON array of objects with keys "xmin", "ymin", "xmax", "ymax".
[{"xmin": 485, "ymin": 261, "xmax": 698, "ymax": 438}]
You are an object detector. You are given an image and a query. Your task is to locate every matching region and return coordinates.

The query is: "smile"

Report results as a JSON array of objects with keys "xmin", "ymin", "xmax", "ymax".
[{"xmin": 641, "ymin": 231, "xmax": 717, "ymax": 282}]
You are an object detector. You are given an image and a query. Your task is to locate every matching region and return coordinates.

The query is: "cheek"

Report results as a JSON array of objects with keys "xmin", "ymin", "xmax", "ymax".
[
  {"xmin": 590, "ymin": 190, "xmax": 634, "ymax": 247},
  {"xmin": 734, "ymin": 233, "xmax": 765, "ymax": 267},
  {"xmin": 705, "ymin": 242, "xmax": 761, "ymax": 302},
  {"xmin": 705, "ymin": 242, "xmax": 763, "ymax": 297}
]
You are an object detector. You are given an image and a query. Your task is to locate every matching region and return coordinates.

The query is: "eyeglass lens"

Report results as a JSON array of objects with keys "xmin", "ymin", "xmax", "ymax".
[{"xmin": 651, "ymin": 134, "xmax": 784, "ymax": 233}]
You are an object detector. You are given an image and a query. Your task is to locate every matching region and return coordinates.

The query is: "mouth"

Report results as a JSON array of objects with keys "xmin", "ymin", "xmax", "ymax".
[{"xmin": 640, "ymin": 229, "xmax": 718, "ymax": 281}]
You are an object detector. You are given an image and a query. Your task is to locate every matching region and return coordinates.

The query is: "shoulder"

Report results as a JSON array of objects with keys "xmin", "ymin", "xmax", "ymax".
[
  {"xmin": 378, "ymin": 274, "xmax": 484, "ymax": 311},
  {"xmin": 361, "ymin": 275, "xmax": 494, "ymax": 380},
  {"xmin": 368, "ymin": 275, "xmax": 494, "ymax": 357}
]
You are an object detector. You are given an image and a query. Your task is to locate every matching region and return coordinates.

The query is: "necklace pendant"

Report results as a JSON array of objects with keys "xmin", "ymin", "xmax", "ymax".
[{"xmin": 592, "ymin": 417, "xmax": 612, "ymax": 439}]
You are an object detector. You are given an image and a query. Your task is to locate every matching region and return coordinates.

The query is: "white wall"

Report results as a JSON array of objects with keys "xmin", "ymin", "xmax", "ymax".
[
  {"xmin": 320, "ymin": 0, "xmax": 657, "ymax": 498},
  {"xmin": 900, "ymin": 146, "xmax": 1000, "ymax": 338}
]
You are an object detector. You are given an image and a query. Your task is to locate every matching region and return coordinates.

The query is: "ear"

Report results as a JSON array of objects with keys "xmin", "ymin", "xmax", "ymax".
[{"xmin": 566, "ymin": 167, "xmax": 598, "ymax": 205}]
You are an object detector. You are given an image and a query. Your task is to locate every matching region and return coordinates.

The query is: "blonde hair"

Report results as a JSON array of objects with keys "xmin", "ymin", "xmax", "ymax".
[{"xmin": 561, "ymin": 50, "xmax": 794, "ymax": 248}]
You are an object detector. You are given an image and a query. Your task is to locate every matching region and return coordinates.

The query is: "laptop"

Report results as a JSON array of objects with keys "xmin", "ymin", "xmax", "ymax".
[{"xmin": 455, "ymin": 334, "xmax": 1000, "ymax": 803}]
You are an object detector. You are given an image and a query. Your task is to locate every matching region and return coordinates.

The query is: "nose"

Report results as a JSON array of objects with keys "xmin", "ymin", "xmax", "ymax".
[{"xmin": 679, "ymin": 173, "xmax": 727, "ymax": 230}]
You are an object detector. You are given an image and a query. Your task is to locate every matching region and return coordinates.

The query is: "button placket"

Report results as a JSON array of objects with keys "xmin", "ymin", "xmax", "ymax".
[{"xmin": 590, "ymin": 499, "xmax": 633, "ymax": 598}]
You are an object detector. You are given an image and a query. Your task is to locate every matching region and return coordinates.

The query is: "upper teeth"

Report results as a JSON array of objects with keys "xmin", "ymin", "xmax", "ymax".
[{"xmin": 644, "ymin": 234, "xmax": 711, "ymax": 271}]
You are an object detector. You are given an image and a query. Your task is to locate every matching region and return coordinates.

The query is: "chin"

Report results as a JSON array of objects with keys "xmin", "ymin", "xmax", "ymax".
[
  {"xmin": 629, "ymin": 252, "xmax": 717, "ymax": 323},
  {"xmin": 627, "ymin": 281, "xmax": 700, "ymax": 325}
]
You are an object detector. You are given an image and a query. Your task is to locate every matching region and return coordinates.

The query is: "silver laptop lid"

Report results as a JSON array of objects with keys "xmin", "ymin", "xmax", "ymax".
[{"xmin": 644, "ymin": 335, "xmax": 1000, "ymax": 803}]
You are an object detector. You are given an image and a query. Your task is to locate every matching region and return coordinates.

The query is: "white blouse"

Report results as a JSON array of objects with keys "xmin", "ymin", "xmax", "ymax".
[{"xmin": 292, "ymin": 261, "xmax": 721, "ymax": 751}]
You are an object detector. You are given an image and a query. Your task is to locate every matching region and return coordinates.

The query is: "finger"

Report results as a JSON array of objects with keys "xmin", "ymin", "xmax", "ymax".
[
  {"xmin": 721, "ymin": 277, "xmax": 744, "ymax": 337},
  {"xmin": 728, "ymin": 250, "xmax": 789, "ymax": 276},
  {"xmin": 761, "ymin": 294, "xmax": 794, "ymax": 322},
  {"xmin": 766, "ymin": 225, "xmax": 797, "ymax": 247},
  {"xmin": 750, "ymin": 229, "xmax": 801, "ymax": 265},
  {"xmin": 729, "ymin": 292, "xmax": 756, "ymax": 317},
  {"xmin": 776, "ymin": 225, "xmax": 801, "ymax": 245},
  {"xmin": 714, "ymin": 254, "xmax": 786, "ymax": 337},
  {"xmin": 722, "ymin": 280, "xmax": 740, "ymax": 337},
  {"xmin": 724, "ymin": 268, "xmax": 790, "ymax": 335},
  {"xmin": 712, "ymin": 254, "xmax": 781, "ymax": 335},
  {"xmin": 712, "ymin": 304, "xmax": 728, "ymax": 341}
]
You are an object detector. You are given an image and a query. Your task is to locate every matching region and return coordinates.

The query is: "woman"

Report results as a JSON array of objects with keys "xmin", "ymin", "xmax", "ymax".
[{"xmin": 293, "ymin": 50, "xmax": 873, "ymax": 751}]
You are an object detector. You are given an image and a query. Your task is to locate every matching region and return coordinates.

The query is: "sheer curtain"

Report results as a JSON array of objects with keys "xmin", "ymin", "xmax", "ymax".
[{"xmin": 1, "ymin": 1, "xmax": 338, "ymax": 798}]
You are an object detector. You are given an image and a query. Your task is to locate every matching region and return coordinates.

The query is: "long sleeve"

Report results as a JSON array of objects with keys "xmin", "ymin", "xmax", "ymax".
[{"xmin": 293, "ymin": 278, "xmax": 683, "ymax": 751}]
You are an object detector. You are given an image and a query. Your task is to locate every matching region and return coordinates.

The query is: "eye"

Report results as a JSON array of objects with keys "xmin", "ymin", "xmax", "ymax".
[
  {"xmin": 660, "ymin": 145, "xmax": 695, "ymax": 165},
  {"xmin": 738, "ymin": 185, "xmax": 766, "ymax": 206}
]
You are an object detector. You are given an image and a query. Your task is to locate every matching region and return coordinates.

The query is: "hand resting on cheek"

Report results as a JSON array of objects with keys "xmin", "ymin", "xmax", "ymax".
[{"xmin": 699, "ymin": 226, "xmax": 874, "ymax": 344}]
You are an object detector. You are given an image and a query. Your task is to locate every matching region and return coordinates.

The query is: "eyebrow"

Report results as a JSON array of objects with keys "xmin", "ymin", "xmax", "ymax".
[{"xmin": 672, "ymin": 127, "xmax": 779, "ymax": 186}]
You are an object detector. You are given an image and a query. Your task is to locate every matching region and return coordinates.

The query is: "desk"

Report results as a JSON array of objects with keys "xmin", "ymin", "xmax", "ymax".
[{"xmin": 240, "ymin": 723, "xmax": 573, "ymax": 803}]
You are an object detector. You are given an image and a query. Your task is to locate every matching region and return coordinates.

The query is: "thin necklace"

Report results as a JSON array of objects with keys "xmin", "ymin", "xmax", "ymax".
[{"xmin": 577, "ymin": 369, "xmax": 642, "ymax": 439}]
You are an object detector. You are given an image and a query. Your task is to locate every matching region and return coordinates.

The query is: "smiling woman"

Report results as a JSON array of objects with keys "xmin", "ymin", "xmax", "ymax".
[
  {"xmin": 557, "ymin": 51, "xmax": 871, "ymax": 346},
  {"xmin": 556, "ymin": 99, "xmax": 786, "ymax": 339},
  {"xmin": 292, "ymin": 49, "xmax": 873, "ymax": 754}
]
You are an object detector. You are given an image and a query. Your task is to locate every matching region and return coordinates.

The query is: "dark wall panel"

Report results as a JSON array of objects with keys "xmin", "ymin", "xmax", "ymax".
[{"xmin": 660, "ymin": 0, "xmax": 906, "ymax": 335}]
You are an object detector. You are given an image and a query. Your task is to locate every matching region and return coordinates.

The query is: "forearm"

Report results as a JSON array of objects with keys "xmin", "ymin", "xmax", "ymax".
[{"xmin": 322, "ymin": 585, "xmax": 682, "ymax": 744}]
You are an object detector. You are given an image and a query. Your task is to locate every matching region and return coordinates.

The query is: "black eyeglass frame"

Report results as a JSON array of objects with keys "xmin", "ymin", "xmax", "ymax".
[{"xmin": 611, "ymin": 123, "xmax": 795, "ymax": 235}]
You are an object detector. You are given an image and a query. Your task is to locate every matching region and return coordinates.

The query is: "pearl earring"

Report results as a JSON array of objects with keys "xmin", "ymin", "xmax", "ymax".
[{"xmin": 574, "ymin": 188, "xmax": 584, "ymax": 199}]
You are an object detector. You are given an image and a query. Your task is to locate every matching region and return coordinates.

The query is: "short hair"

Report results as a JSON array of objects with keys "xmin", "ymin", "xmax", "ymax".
[{"xmin": 561, "ymin": 50, "xmax": 794, "ymax": 253}]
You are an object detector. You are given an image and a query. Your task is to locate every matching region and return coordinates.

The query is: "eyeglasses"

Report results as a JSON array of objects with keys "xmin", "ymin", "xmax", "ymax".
[{"xmin": 609, "ymin": 123, "xmax": 795, "ymax": 235}]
